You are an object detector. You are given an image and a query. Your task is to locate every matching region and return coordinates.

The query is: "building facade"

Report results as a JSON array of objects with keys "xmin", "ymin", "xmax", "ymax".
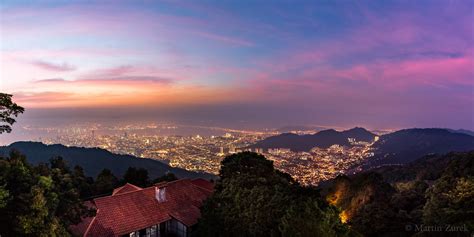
[{"xmin": 71, "ymin": 179, "xmax": 214, "ymax": 237}]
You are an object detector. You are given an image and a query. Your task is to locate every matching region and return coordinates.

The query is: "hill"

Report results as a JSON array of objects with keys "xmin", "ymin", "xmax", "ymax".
[
  {"xmin": 276, "ymin": 125, "xmax": 325, "ymax": 133},
  {"xmin": 364, "ymin": 128, "xmax": 474, "ymax": 167},
  {"xmin": 250, "ymin": 127, "xmax": 376, "ymax": 152},
  {"xmin": 0, "ymin": 141, "xmax": 214, "ymax": 180},
  {"xmin": 447, "ymin": 128, "xmax": 474, "ymax": 136}
]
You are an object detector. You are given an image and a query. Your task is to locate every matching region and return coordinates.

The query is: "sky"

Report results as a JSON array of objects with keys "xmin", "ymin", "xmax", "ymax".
[{"xmin": 0, "ymin": 0, "xmax": 473, "ymax": 130}]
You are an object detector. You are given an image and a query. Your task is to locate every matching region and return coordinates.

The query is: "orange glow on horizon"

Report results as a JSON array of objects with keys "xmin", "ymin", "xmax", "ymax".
[{"xmin": 12, "ymin": 79, "xmax": 257, "ymax": 108}]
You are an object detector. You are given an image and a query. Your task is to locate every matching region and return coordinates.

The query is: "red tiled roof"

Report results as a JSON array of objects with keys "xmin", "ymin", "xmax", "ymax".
[
  {"xmin": 112, "ymin": 183, "xmax": 142, "ymax": 195},
  {"xmin": 191, "ymin": 178, "xmax": 214, "ymax": 192},
  {"xmin": 74, "ymin": 179, "xmax": 213, "ymax": 237},
  {"xmin": 170, "ymin": 205, "xmax": 202, "ymax": 227},
  {"xmin": 69, "ymin": 201, "xmax": 96, "ymax": 236}
]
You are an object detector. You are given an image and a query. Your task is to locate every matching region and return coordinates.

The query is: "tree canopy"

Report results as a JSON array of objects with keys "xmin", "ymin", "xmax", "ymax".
[
  {"xmin": 0, "ymin": 152, "xmax": 95, "ymax": 236},
  {"xmin": 0, "ymin": 93, "xmax": 24, "ymax": 134},
  {"xmin": 325, "ymin": 151, "xmax": 474, "ymax": 236},
  {"xmin": 197, "ymin": 152, "xmax": 355, "ymax": 237},
  {"xmin": 122, "ymin": 167, "xmax": 151, "ymax": 187}
]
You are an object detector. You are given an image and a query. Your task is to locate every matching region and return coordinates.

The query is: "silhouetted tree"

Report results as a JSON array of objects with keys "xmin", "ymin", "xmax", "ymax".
[
  {"xmin": 0, "ymin": 93, "xmax": 24, "ymax": 134},
  {"xmin": 72, "ymin": 165, "xmax": 94, "ymax": 198},
  {"xmin": 197, "ymin": 152, "xmax": 353, "ymax": 237},
  {"xmin": 0, "ymin": 151, "xmax": 94, "ymax": 236},
  {"xmin": 152, "ymin": 172, "xmax": 178, "ymax": 184},
  {"xmin": 122, "ymin": 167, "xmax": 150, "ymax": 187},
  {"xmin": 50, "ymin": 156, "xmax": 69, "ymax": 172},
  {"xmin": 279, "ymin": 197, "xmax": 349, "ymax": 237},
  {"xmin": 93, "ymin": 169, "xmax": 118, "ymax": 195},
  {"xmin": 48, "ymin": 157, "xmax": 95, "ymax": 228}
]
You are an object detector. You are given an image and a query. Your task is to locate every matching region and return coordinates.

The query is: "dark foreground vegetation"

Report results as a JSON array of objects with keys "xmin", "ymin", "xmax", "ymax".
[
  {"xmin": 196, "ymin": 152, "xmax": 357, "ymax": 237},
  {"xmin": 325, "ymin": 151, "xmax": 474, "ymax": 237},
  {"xmin": 0, "ymin": 150, "xmax": 177, "ymax": 236},
  {"xmin": 196, "ymin": 152, "xmax": 474, "ymax": 237},
  {"xmin": 1, "ymin": 149, "xmax": 473, "ymax": 236}
]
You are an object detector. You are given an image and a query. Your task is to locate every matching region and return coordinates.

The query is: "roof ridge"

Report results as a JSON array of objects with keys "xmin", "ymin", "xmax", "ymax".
[
  {"xmin": 165, "ymin": 178, "xmax": 191, "ymax": 185},
  {"xmin": 83, "ymin": 209, "xmax": 99, "ymax": 236},
  {"xmin": 124, "ymin": 182, "xmax": 142, "ymax": 189},
  {"xmin": 153, "ymin": 179, "xmax": 192, "ymax": 189},
  {"xmin": 154, "ymin": 181, "xmax": 167, "ymax": 187},
  {"xmin": 192, "ymin": 183, "xmax": 213, "ymax": 192},
  {"xmin": 190, "ymin": 179, "xmax": 214, "ymax": 192},
  {"xmin": 111, "ymin": 183, "xmax": 143, "ymax": 195},
  {"xmin": 96, "ymin": 187, "xmax": 151, "ymax": 201},
  {"xmin": 95, "ymin": 179, "xmax": 191, "ymax": 200}
]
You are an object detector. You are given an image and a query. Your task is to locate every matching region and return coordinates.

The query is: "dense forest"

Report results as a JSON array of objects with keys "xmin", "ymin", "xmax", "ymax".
[
  {"xmin": 196, "ymin": 152, "xmax": 357, "ymax": 237},
  {"xmin": 196, "ymin": 151, "xmax": 473, "ymax": 237},
  {"xmin": 324, "ymin": 152, "xmax": 474, "ymax": 237},
  {"xmin": 1, "ymin": 148, "xmax": 473, "ymax": 236},
  {"xmin": 0, "ymin": 150, "xmax": 178, "ymax": 236}
]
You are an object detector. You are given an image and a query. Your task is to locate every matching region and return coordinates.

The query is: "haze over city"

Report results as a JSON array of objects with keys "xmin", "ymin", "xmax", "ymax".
[{"xmin": 1, "ymin": 0, "xmax": 472, "ymax": 134}]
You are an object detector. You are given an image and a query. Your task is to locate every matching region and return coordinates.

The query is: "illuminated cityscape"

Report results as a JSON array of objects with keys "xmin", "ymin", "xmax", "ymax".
[{"xmin": 30, "ymin": 122, "xmax": 376, "ymax": 185}]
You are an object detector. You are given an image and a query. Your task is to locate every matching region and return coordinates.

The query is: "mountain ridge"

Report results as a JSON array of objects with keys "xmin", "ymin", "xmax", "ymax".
[
  {"xmin": 364, "ymin": 128, "xmax": 474, "ymax": 167},
  {"xmin": 0, "ymin": 141, "xmax": 215, "ymax": 180},
  {"xmin": 447, "ymin": 128, "xmax": 474, "ymax": 136},
  {"xmin": 250, "ymin": 127, "xmax": 376, "ymax": 151}
]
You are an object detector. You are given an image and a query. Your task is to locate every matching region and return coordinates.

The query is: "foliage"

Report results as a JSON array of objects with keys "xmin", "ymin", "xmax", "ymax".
[
  {"xmin": 153, "ymin": 172, "xmax": 178, "ymax": 183},
  {"xmin": 92, "ymin": 169, "xmax": 119, "ymax": 195},
  {"xmin": 325, "ymin": 151, "xmax": 474, "ymax": 237},
  {"xmin": 0, "ymin": 93, "xmax": 24, "ymax": 134},
  {"xmin": 197, "ymin": 152, "xmax": 353, "ymax": 237},
  {"xmin": 90, "ymin": 167, "xmax": 178, "ymax": 196},
  {"xmin": 0, "ymin": 151, "xmax": 95, "ymax": 237},
  {"xmin": 279, "ymin": 197, "xmax": 354, "ymax": 237},
  {"xmin": 422, "ymin": 152, "xmax": 474, "ymax": 230},
  {"xmin": 122, "ymin": 167, "xmax": 151, "ymax": 187},
  {"xmin": 0, "ymin": 184, "xmax": 9, "ymax": 208},
  {"xmin": 72, "ymin": 165, "xmax": 95, "ymax": 198}
]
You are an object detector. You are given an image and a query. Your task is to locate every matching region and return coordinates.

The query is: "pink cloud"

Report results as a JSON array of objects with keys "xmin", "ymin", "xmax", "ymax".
[
  {"xmin": 245, "ymin": 7, "xmax": 473, "ymax": 97},
  {"xmin": 285, "ymin": 56, "xmax": 472, "ymax": 90},
  {"xmin": 379, "ymin": 56, "xmax": 473, "ymax": 87},
  {"xmin": 84, "ymin": 65, "xmax": 135, "ymax": 77},
  {"xmin": 34, "ymin": 78, "xmax": 65, "ymax": 83},
  {"xmin": 13, "ymin": 91, "xmax": 81, "ymax": 106},
  {"xmin": 76, "ymin": 65, "xmax": 192, "ymax": 83},
  {"xmin": 34, "ymin": 77, "xmax": 173, "ymax": 86},
  {"xmin": 30, "ymin": 60, "xmax": 76, "ymax": 72},
  {"xmin": 1, "ymin": 4, "xmax": 257, "ymax": 49}
]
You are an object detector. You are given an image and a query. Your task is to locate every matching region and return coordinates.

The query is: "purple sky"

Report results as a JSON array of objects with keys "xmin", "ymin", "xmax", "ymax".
[{"xmin": 0, "ymin": 0, "xmax": 473, "ymax": 130}]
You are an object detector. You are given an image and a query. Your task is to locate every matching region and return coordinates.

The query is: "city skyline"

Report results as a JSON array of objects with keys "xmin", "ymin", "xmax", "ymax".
[{"xmin": 1, "ymin": 0, "xmax": 473, "ymax": 130}]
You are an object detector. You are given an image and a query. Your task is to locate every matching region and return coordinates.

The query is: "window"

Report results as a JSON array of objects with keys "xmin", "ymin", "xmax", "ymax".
[
  {"xmin": 146, "ymin": 225, "xmax": 157, "ymax": 237},
  {"xmin": 168, "ymin": 219, "xmax": 187, "ymax": 237},
  {"xmin": 177, "ymin": 222, "xmax": 187, "ymax": 237}
]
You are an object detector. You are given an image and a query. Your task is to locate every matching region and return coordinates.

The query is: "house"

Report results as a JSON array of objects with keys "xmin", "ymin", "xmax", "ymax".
[{"xmin": 71, "ymin": 179, "xmax": 214, "ymax": 237}]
